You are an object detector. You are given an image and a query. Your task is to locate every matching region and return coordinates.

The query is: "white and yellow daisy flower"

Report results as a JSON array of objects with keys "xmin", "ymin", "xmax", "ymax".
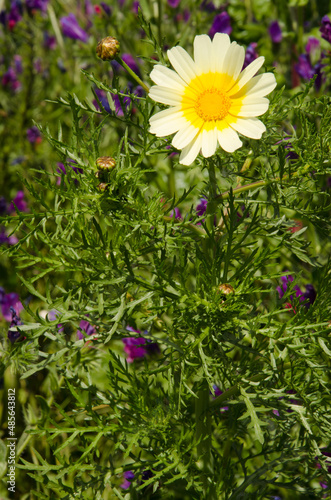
[{"xmin": 149, "ymin": 34, "xmax": 276, "ymax": 166}]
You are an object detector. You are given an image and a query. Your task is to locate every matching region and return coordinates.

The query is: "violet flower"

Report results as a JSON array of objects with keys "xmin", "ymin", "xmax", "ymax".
[
  {"xmin": 56, "ymin": 160, "xmax": 83, "ymax": 185},
  {"xmin": 243, "ymin": 43, "xmax": 258, "ymax": 69},
  {"xmin": 60, "ymin": 13, "xmax": 89, "ymax": 43},
  {"xmin": 9, "ymin": 191, "xmax": 28, "ymax": 213},
  {"xmin": 320, "ymin": 15, "xmax": 331, "ymax": 44},
  {"xmin": 269, "ymin": 20, "xmax": 282, "ymax": 43},
  {"xmin": 77, "ymin": 319, "xmax": 96, "ymax": 339},
  {"xmin": 277, "ymin": 275, "xmax": 302, "ymax": 301},
  {"xmin": 200, "ymin": 0, "xmax": 216, "ymax": 12},
  {"xmin": 0, "ymin": 228, "xmax": 18, "ymax": 245},
  {"xmin": 208, "ymin": 12, "xmax": 232, "ymax": 39},
  {"xmin": 122, "ymin": 326, "xmax": 159, "ymax": 363},
  {"xmin": 170, "ymin": 207, "xmax": 182, "ymax": 220},
  {"xmin": 2, "ymin": 67, "xmax": 21, "ymax": 92},
  {"xmin": 0, "ymin": 290, "xmax": 23, "ymax": 322},
  {"xmin": 8, "ymin": 0, "xmax": 23, "ymax": 30},
  {"xmin": 8, "ymin": 307, "xmax": 23, "ymax": 343},
  {"xmin": 93, "ymin": 88, "xmax": 112, "ymax": 114},
  {"xmin": 26, "ymin": 126, "xmax": 42, "ymax": 144},
  {"xmin": 47, "ymin": 309, "xmax": 64, "ymax": 333},
  {"xmin": 26, "ymin": 0, "xmax": 49, "ymax": 13},
  {"xmin": 295, "ymin": 53, "xmax": 324, "ymax": 91},
  {"xmin": 211, "ymin": 385, "xmax": 229, "ymax": 412},
  {"xmin": 0, "ymin": 197, "xmax": 7, "ymax": 215},
  {"xmin": 122, "ymin": 53, "xmax": 141, "ymax": 76},
  {"xmin": 120, "ymin": 471, "xmax": 134, "ymax": 489},
  {"xmin": 100, "ymin": 2, "xmax": 112, "ymax": 16},
  {"xmin": 277, "ymin": 275, "xmax": 316, "ymax": 310},
  {"xmin": 168, "ymin": 0, "xmax": 180, "ymax": 7}
]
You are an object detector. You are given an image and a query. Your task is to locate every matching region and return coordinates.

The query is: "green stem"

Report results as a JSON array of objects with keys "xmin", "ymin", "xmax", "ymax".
[
  {"xmin": 114, "ymin": 56, "xmax": 150, "ymax": 93},
  {"xmin": 209, "ymin": 362, "xmax": 291, "ymax": 410},
  {"xmin": 195, "ymin": 382, "xmax": 217, "ymax": 499}
]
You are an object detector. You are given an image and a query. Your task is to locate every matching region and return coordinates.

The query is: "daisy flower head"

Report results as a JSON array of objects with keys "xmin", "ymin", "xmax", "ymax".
[{"xmin": 149, "ymin": 34, "xmax": 277, "ymax": 165}]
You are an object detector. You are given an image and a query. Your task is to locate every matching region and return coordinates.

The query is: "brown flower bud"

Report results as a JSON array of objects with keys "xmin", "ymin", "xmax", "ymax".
[
  {"xmin": 97, "ymin": 182, "xmax": 109, "ymax": 192},
  {"xmin": 96, "ymin": 36, "xmax": 120, "ymax": 61},
  {"xmin": 217, "ymin": 284, "xmax": 235, "ymax": 296},
  {"xmin": 96, "ymin": 156, "xmax": 116, "ymax": 170}
]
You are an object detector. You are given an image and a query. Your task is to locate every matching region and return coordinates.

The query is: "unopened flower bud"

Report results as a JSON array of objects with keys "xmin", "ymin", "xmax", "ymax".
[
  {"xmin": 96, "ymin": 36, "xmax": 120, "ymax": 61},
  {"xmin": 97, "ymin": 182, "xmax": 109, "ymax": 192},
  {"xmin": 96, "ymin": 156, "xmax": 116, "ymax": 170},
  {"xmin": 218, "ymin": 284, "xmax": 235, "ymax": 296}
]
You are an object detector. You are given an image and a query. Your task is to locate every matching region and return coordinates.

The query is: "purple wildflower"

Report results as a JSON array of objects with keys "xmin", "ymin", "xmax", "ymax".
[
  {"xmin": 93, "ymin": 88, "xmax": 112, "ymax": 114},
  {"xmin": 0, "ymin": 292, "xmax": 23, "ymax": 322},
  {"xmin": 2, "ymin": 67, "xmax": 21, "ymax": 92},
  {"xmin": 209, "ymin": 12, "xmax": 232, "ymax": 39},
  {"xmin": 320, "ymin": 15, "xmax": 331, "ymax": 44},
  {"xmin": 47, "ymin": 309, "xmax": 64, "ymax": 333},
  {"xmin": 122, "ymin": 326, "xmax": 159, "ymax": 362},
  {"xmin": 200, "ymin": 0, "xmax": 216, "ymax": 12},
  {"xmin": 168, "ymin": 0, "xmax": 180, "ymax": 7},
  {"xmin": 302, "ymin": 284, "xmax": 316, "ymax": 308},
  {"xmin": 122, "ymin": 53, "xmax": 141, "ymax": 76},
  {"xmin": 56, "ymin": 160, "xmax": 83, "ymax": 185},
  {"xmin": 100, "ymin": 2, "xmax": 112, "ymax": 16},
  {"xmin": 269, "ymin": 21, "xmax": 282, "ymax": 43},
  {"xmin": 8, "ymin": 0, "xmax": 23, "ymax": 30},
  {"xmin": 120, "ymin": 470, "xmax": 134, "ymax": 490},
  {"xmin": 305, "ymin": 37, "xmax": 320, "ymax": 56},
  {"xmin": 9, "ymin": 191, "xmax": 28, "ymax": 213},
  {"xmin": 170, "ymin": 207, "xmax": 182, "ymax": 220},
  {"xmin": 60, "ymin": 13, "xmax": 89, "ymax": 43},
  {"xmin": 211, "ymin": 385, "xmax": 229, "ymax": 412},
  {"xmin": 13, "ymin": 55, "xmax": 23, "ymax": 74},
  {"xmin": 276, "ymin": 275, "xmax": 303, "ymax": 301},
  {"xmin": 0, "ymin": 228, "xmax": 18, "ymax": 245},
  {"xmin": 132, "ymin": 1, "xmax": 140, "ymax": 14},
  {"xmin": 243, "ymin": 43, "xmax": 258, "ymax": 69},
  {"xmin": 295, "ymin": 53, "xmax": 324, "ymax": 91},
  {"xmin": 196, "ymin": 198, "xmax": 207, "ymax": 217},
  {"xmin": 26, "ymin": 126, "xmax": 42, "ymax": 144},
  {"xmin": 8, "ymin": 307, "xmax": 23, "ymax": 343},
  {"xmin": 77, "ymin": 319, "xmax": 96, "ymax": 339},
  {"xmin": 44, "ymin": 32, "xmax": 57, "ymax": 49},
  {"xmin": 26, "ymin": 0, "xmax": 49, "ymax": 13}
]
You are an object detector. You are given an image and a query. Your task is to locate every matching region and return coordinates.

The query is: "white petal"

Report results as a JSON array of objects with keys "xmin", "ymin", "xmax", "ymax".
[
  {"xmin": 149, "ymin": 85, "xmax": 182, "ymax": 106},
  {"xmin": 179, "ymin": 133, "xmax": 203, "ymax": 165},
  {"xmin": 172, "ymin": 123, "xmax": 199, "ymax": 149},
  {"xmin": 150, "ymin": 65, "xmax": 186, "ymax": 92},
  {"xmin": 149, "ymin": 107, "xmax": 187, "ymax": 136},
  {"xmin": 212, "ymin": 33, "xmax": 231, "ymax": 73},
  {"xmin": 201, "ymin": 127, "xmax": 218, "ymax": 158},
  {"xmin": 194, "ymin": 34, "xmax": 213, "ymax": 74},
  {"xmin": 222, "ymin": 42, "xmax": 245, "ymax": 83},
  {"xmin": 232, "ymin": 72, "xmax": 277, "ymax": 99},
  {"xmin": 167, "ymin": 46, "xmax": 198, "ymax": 85},
  {"xmin": 228, "ymin": 57, "xmax": 265, "ymax": 96},
  {"xmin": 218, "ymin": 127, "xmax": 242, "ymax": 152},
  {"xmin": 231, "ymin": 97, "xmax": 269, "ymax": 117},
  {"xmin": 229, "ymin": 117, "xmax": 266, "ymax": 139}
]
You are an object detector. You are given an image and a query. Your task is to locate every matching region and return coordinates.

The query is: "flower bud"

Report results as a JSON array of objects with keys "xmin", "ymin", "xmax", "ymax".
[
  {"xmin": 96, "ymin": 156, "xmax": 116, "ymax": 170},
  {"xmin": 97, "ymin": 182, "xmax": 109, "ymax": 192},
  {"xmin": 96, "ymin": 36, "xmax": 120, "ymax": 61},
  {"xmin": 217, "ymin": 284, "xmax": 235, "ymax": 296}
]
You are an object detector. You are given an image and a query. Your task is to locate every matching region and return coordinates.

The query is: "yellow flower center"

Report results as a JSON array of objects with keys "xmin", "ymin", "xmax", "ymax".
[{"xmin": 195, "ymin": 88, "xmax": 231, "ymax": 122}]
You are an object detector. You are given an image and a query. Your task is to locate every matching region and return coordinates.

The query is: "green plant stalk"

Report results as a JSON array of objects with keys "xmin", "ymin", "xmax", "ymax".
[
  {"xmin": 114, "ymin": 56, "xmax": 150, "ymax": 93},
  {"xmin": 195, "ymin": 382, "xmax": 217, "ymax": 500}
]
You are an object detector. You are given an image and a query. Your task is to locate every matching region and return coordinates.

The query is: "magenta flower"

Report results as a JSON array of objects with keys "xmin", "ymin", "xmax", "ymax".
[
  {"xmin": 208, "ymin": 12, "xmax": 232, "ymax": 39},
  {"xmin": 0, "ymin": 228, "xmax": 18, "ymax": 245},
  {"xmin": 211, "ymin": 385, "xmax": 229, "ymax": 412},
  {"xmin": 0, "ymin": 290, "xmax": 23, "ymax": 322},
  {"xmin": 120, "ymin": 470, "xmax": 134, "ymax": 489},
  {"xmin": 27, "ymin": 126, "xmax": 42, "ymax": 144},
  {"xmin": 243, "ymin": 42, "xmax": 258, "ymax": 69},
  {"xmin": 122, "ymin": 326, "xmax": 159, "ymax": 362},
  {"xmin": 269, "ymin": 20, "xmax": 282, "ymax": 43},
  {"xmin": 60, "ymin": 13, "xmax": 89, "ymax": 43},
  {"xmin": 9, "ymin": 191, "xmax": 28, "ymax": 213},
  {"xmin": 168, "ymin": 0, "xmax": 180, "ymax": 7},
  {"xmin": 77, "ymin": 319, "xmax": 96, "ymax": 339},
  {"xmin": 56, "ymin": 160, "xmax": 83, "ymax": 185},
  {"xmin": 170, "ymin": 207, "xmax": 182, "ymax": 220},
  {"xmin": 320, "ymin": 15, "xmax": 331, "ymax": 44},
  {"xmin": 277, "ymin": 275, "xmax": 316, "ymax": 310}
]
